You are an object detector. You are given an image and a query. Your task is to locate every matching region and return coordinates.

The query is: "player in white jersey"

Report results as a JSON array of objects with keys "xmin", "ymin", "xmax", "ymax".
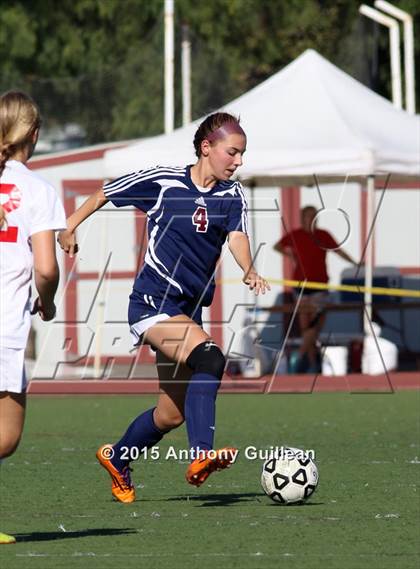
[
  {"xmin": 0, "ymin": 91, "xmax": 66, "ymax": 544},
  {"xmin": 59, "ymin": 112, "xmax": 270, "ymax": 503}
]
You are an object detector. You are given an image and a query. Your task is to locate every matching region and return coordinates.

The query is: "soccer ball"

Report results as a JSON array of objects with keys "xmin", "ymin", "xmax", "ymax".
[{"xmin": 261, "ymin": 447, "xmax": 319, "ymax": 504}]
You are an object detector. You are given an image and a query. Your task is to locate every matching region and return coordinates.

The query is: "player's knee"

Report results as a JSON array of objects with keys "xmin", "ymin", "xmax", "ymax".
[
  {"xmin": 186, "ymin": 340, "xmax": 226, "ymax": 379},
  {"xmin": 154, "ymin": 407, "xmax": 184, "ymax": 431},
  {"xmin": 164, "ymin": 412, "xmax": 185, "ymax": 430},
  {"xmin": 0, "ymin": 434, "xmax": 21, "ymax": 458}
]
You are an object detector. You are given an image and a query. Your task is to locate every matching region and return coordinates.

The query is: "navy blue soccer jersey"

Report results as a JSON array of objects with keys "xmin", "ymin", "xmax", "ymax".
[{"xmin": 103, "ymin": 165, "xmax": 248, "ymax": 307}]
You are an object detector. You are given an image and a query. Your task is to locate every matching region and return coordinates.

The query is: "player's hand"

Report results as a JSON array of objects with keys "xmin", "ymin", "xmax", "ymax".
[
  {"xmin": 31, "ymin": 298, "xmax": 56, "ymax": 321},
  {"xmin": 57, "ymin": 229, "xmax": 79, "ymax": 257},
  {"xmin": 243, "ymin": 271, "xmax": 271, "ymax": 296}
]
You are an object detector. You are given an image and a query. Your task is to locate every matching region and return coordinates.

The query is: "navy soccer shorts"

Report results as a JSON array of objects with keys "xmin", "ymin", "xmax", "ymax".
[{"xmin": 128, "ymin": 287, "xmax": 203, "ymax": 346}]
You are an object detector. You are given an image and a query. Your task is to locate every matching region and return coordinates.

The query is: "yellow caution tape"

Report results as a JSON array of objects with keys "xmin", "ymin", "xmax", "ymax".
[{"xmin": 218, "ymin": 277, "xmax": 420, "ymax": 298}]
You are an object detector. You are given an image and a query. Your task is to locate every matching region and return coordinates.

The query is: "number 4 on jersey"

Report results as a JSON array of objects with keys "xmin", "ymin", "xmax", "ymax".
[{"xmin": 192, "ymin": 206, "xmax": 208, "ymax": 233}]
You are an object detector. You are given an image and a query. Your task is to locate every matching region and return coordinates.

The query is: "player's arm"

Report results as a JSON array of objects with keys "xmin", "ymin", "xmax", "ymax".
[
  {"xmin": 58, "ymin": 188, "xmax": 107, "ymax": 257},
  {"xmin": 334, "ymin": 248, "xmax": 359, "ymax": 265},
  {"xmin": 32, "ymin": 230, "xmax": 60, "ymax": 321},
  {"xmin": 323, "ymin": 231, "xmax": 360, "ymax": 266},
  {"xmin": 228, "ymin": 231, "xmax": 270, "ymax": 295},
  {"xmin": 0, "ymin": 204, "xmax": 6, "ymax": 229}
]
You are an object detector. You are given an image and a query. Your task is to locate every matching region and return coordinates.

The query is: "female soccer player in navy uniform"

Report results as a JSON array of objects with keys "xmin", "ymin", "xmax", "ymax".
[
  {"xmin": 59, "ymin": 112, "xmax": 270, "ymax": 503},
  {"xmin": 0, "ymin": 91, "xmax": 66, "ymax": 543}
]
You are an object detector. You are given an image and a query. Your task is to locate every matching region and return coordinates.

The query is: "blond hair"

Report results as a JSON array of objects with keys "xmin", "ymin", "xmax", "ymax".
[{"xmin": 0, "ymin": 91, "xmax": 41, "ymax": 178}]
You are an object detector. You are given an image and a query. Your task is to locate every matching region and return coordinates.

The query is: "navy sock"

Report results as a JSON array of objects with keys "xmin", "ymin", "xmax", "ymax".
[
  {"xmin": 184, "ymin": 372, "xmax": 220, "ymax": 456},
  {"xmin": 111, "ymin": 407, "xmax": 164, "ymax": 471}
]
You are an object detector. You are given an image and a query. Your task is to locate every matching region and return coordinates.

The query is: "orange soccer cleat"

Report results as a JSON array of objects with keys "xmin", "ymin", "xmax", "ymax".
[
  {"xmin": 186, "ymin": 447, "xmax": 237, "ymax": 487},
  {"xmin": 96, "ymin": 444, "xmax": 136, "ymax": 503},
  {"xmin": 0, "ymin": 532, "xmax": 16, "ymax": 545}
]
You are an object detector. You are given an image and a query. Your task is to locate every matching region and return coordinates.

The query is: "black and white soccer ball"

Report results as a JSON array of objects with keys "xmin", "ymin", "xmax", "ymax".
[{"xmin": 261, "ymin": 447, "xmax": 319, "ymax": 504}]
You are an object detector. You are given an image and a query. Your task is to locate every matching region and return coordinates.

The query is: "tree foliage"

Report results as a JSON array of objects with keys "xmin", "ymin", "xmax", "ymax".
[{"xmin": 1, "ymin": 0, "xmax": 418, "ymax": 144}]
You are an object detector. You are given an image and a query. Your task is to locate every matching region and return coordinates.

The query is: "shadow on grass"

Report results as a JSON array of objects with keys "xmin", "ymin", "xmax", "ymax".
[
  {"xmin": 168, "ymin": 492, "xmax": 265, "ymax": 506},
  {"xmin": 167, "ymin": 493, "xmax": 325, "ymax": 507},
  {"xmin": 13, "ymin": 528, "xmax": 137, "ymax": 543},
  {"xmin": 267, "ymin": 501, "xmax": 324, "ymax": 507}
]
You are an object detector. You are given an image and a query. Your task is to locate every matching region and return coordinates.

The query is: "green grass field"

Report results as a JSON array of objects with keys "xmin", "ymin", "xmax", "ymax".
[{"xmin": 1, "ymin": 392, "xmax": 419, "ymax": 569}]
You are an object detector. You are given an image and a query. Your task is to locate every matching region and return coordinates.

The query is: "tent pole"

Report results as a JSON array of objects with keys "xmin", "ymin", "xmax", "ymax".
[
  {"xmin": 249, "ymin": 181, "xmax": 257, "ymax": 304},
  {"xmin": 94, "ymin": 213, "xmax": 108, "ymax": 378},
  {"xmin": 364, "ymin": 175, "xmax": 375, "ymax": 335}
]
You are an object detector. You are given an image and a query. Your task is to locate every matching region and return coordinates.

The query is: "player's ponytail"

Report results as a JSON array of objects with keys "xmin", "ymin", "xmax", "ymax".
[
  {"xmin": 0, "ymin": 91, "xmax": 41, "ymax": 179},
  {"xmin": 0, "ymin": 144, "xmax": 13, "ymax": 179},
  {"xmin": 193, "ymin": 112, "xmax": 244, "ymax": 157}
]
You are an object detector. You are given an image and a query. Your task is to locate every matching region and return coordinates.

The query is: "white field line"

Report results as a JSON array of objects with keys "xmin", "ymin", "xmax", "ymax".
[{"xmin": 16, "ymin": 551, "xmax": 414, "ymax": 559}]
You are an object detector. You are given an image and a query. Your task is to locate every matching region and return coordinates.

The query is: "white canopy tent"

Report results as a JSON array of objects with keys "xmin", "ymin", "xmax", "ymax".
[
  {"xmin": 104, "ymin": 49, "xmax": 420, "ymax": 331},
  {"xmin": 105, "ymin": 49, "xmax": 419, "ymax": 183}
]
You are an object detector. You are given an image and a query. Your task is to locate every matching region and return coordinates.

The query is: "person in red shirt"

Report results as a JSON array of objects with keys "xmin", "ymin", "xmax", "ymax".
[{"xmin": 274, "ymin": 206, "xmax": 357, "ymax": 372}]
